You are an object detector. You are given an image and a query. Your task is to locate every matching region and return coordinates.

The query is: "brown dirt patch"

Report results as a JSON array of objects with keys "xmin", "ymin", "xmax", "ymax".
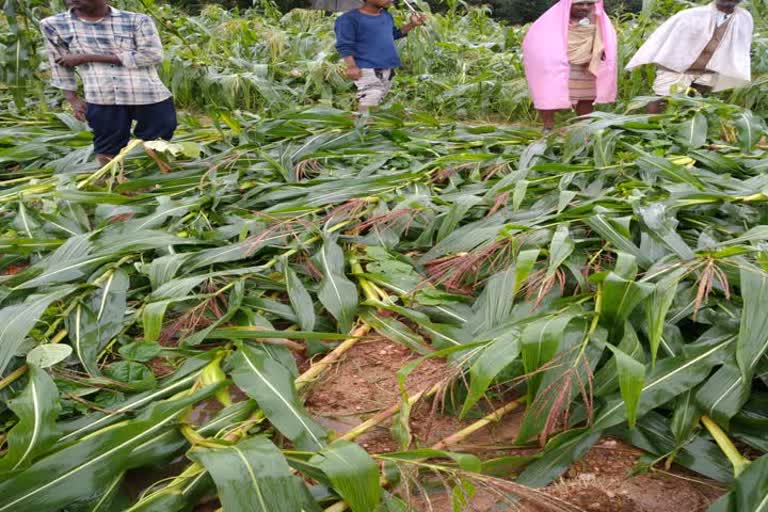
[{"xmin": 301, "ymin": 337, "xmax": 725, "ymax": 512}]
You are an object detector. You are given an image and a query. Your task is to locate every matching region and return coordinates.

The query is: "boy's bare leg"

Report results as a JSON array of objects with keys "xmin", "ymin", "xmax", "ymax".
[
  {"xmin": 574, "ymin": 100, "xmax": 594, "ymax": 117},
  {"xmin": 539, "ymin": 110, "xmax": 556, "ymax": 131}
]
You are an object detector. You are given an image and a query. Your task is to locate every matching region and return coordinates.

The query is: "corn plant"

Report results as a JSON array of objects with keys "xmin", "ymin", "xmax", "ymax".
[{"xmin": 1, "ymin": 90, "xmax": 768, "ymax": 510}]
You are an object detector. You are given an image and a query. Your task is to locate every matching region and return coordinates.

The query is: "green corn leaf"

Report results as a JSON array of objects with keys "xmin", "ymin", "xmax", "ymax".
[
  {"xmin": 594, "ymin": 323, "xmax": 645, "ymax": 397},
  {"xmin": 190, "ymin": 436, "xmax": 320, "ymax": 512},
  {"xmin": 733, "ymin": 110, "xmax": 764, "ymax": 152},
  {"xmin": 677, "ymin": 111, "xmax": 708, "ymax": 148},
  {"xmin": 309, "ymin": 440, "xmax": 382, "ymax": 512},
  {"xmin": 585, "ymin": 215, "xmax": 646, "ymax": 266},
  {"xmin": 613, "ymin": 411, "xmax": 732, "ymax": 483},
  {"xmin": 230, "ymin": 342, "xmax": 327, "ymax": 450},
  {"xmin": 58, "ymin": 356, "xmax": 210, "ymax": 442},
  {"xmin": 361, "ymin": 311, "xmax": 431, "ymax": 355},
  {"xmin": 461, "ymin": 327, "xmax": 520, "ymax": 417},
  {"xmin": 605, "ymin": 343, "xmax": 645, "ymax": 429},
  {"xmin": 284, "ymin": 263, "xmax": 316, "ymax": 332},
  {"xmin": 598, "ymin": 254, "xmax": 654, "ymax": 339},
  {"xmin": 592, "ymin": 339, "xmax": 733, "ymax": 431},
  {"xmin": 645, "ymin": 270, "xmax": 683, "ymax": 367},
  {"xmin": 695, "ymin": 361, "xmax": 751, "ymax": 429},
  {"xmin": 0, "ymin": 286, "xmax": 74, "ymax": 375},
  {"xmin": 707, "ymin": 453, "xmax": 768, "ymax": 512},
  {"xmin": 545, "ymin": 224, "xmax": 574, "ymax": 278},
  {"xmin": 736, "ymin": 266, "xmax": 768, "ymax": 383},
  {"xmin": 521, "ymin": 314, "xmax": 575, "ymax": 402},
  {"xmin": 670, "ymin": 390, "xmax": 702, "ymax": 446},
  {"xmin": 472, "ymin": 264, "xmax": 516, "ymax": 332},
  {"xmin": 637, "ymin": 204, "xmax": 695, "ymax": 261},
  {"xmin": 143, "ymin": 301, "xmax": 171, "ymax": 343},
  {"xmin": 513, "ymin": 249, "xmax": 540, "ymax": 295},
  {"xmin": 0, "ymin": 386, "xmax": 218, "ymax": 512},
  {"xmin": 0, "ymin": 366, "xmax": 61, "ymax": 473},
  {"xmin": 515, "ymin": 428, "xmax": 601, "ymax": 487},
  {"xmin": 383, "ymin": 449, "xmax": 483, "ymax": 473},
  {"xmin": 315, "ymin": 237, "xmax": 358, "ymax": 333}
]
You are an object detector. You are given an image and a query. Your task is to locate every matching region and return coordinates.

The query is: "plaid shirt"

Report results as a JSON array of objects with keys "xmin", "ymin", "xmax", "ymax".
[{"xmin": 40, "ymin": 7, "xmax": 171, "ymax": 105}]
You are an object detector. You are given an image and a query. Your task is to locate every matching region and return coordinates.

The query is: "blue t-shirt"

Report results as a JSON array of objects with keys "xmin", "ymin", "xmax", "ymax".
[{"xmin": 334, "ymin": 9, "xmax": 405, "ymax": 69}]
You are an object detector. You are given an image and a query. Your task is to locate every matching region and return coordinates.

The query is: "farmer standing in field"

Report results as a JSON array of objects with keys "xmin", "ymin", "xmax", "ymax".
[
  {"xmin": 626, "ymin": 0, "xmax": 754, "ymax": 113},
  {"xmin": 522, "ymin": 0, "xmax": 618, "ymax": 132},
  {"xmin": 40, "ymin": 0, "xmax": 177, "ymax": 167},
  {"xmin": 334, "ymin": 0, "xmax": 427, "ymax": 112}
]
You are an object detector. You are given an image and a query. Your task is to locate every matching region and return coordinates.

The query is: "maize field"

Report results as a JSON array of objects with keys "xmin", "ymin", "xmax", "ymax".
[{"xmin": 1, "ymin": 1, "xmax": 768, "ymax": 511}]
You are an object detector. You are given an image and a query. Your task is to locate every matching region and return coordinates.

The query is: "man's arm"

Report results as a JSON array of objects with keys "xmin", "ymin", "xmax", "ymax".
[
  {"xmin": 335, "ymin": 16, "xmax": 361, "ymax": 80},
  {"xmin": 56, "ymin": 54, "xmax": 121, "ymax": 67},
  {"xmin": 116, "ymin": 15, "xmax": 164, "ymax": 69},
  {"xmin": 40, "ymin": 20, "xmax": 86, "ymax": 121}
]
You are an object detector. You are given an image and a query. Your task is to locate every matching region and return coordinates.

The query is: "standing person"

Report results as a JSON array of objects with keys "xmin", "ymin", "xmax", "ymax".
[
  {"xmin": 334, "ymin": 0, "xmax": 427, "ymax": 113},
  {"xmin": 626, "ymin": 0, "xmax": 753, "ymax": 113},
  {"xmin": 40, "ymin": 0, "xmax": 177, "ymax": 167},
  {"xmin": 522, "ymin": 0, "xmax": 618, "ymax": 132}
]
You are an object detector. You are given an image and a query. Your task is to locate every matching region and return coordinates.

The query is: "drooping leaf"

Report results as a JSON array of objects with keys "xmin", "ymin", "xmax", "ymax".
[
  {"xmin": 190, "ymin": 436, "xmax": 320, "ymax": 512},
  {"xmin": 645, "ymin": 270, "xmax": 683, "ymax": 367},
  {"xmin": 598, "ymin": 253, "xmax": 654, "ymax": 339},
  {"xmin": 0, "ymin": 286, "xmax": 74, "ymax": 375},
  {"xmin": 515, "ymin": 428, "xmax": 601, "ymax": 487},
  {"xmin": 545, "ymin": 224, "xmax": 574, "ymax": 278},
  {"xmin": 521, "ymin": 314, "xmax": 575, "ymax": 401},
  {"xmin": 605, "ymin": 343, "xmax": 645, "ymax": 428},
  {"xmin": 735, "ymin": 266, "xmax": 768, "ymax": 384},
  {"xmin": 592, "ymin": 339, "xmax": 733, "ymax": 431},
  {"xmin": 461, "ymin": 327, "xmax": 520, "ymax": 417},
  {"xmin": 707, "ymin": 453, "xmax": 768, "ymax": 512},
  {"xmin": 695, "ymin": 361, "xmax": 751, "ymax": 428},
  {"xmin": 0, "ymin": 366, "xmax": 61, "ymax": 473},
  {"xmin": 230, "ymin": 343, "xmax": 327, "ymax": 450},
  {"xmin": 361, "ymin": 311, "xmax": 431, "ymax": 355},
  {"xmin": 284, "ymin": 263, "xmax": 316, "ymax": 332},
  {"xmin": 309, "ymin": 440, "xmax": 383, "ymax": 512},
  {"xmin": 677, "ymin": 111, "xmax": 708, "ymax": 148},
  {"xmin": 315, "ymin": 237, "xmax": 359, "ymax": 333},
  {"xmin": 0, "ymin": 387, "xmax": 218, "ymax": 512}
]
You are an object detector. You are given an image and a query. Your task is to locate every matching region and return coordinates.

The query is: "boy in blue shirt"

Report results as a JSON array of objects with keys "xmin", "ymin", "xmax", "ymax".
[{"xmin": 334, "ymin": 0, "xmax": 426, "ymax": 112}]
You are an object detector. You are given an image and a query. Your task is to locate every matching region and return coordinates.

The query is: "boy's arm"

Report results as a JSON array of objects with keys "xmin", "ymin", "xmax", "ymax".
[
  {"xmin": 335, "ymin": 16, "xmax": 362, "ymax": 80},
  {"xmin": 396, "ymin": 13, "xmax": 427, "ymax": 37}
]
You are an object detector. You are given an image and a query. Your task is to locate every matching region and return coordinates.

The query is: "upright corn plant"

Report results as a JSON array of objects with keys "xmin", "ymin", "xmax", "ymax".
[{"xmin": 1, "ymin": 92, "xmax": 768, "ymax": 510}]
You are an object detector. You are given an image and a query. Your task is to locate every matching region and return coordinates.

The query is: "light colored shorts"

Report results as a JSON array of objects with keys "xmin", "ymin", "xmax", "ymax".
[
  {"xmin": 354, "ymin": 68, "xmax": 395, "ymax": 108},
  {"xmin": 653, "ymin": 68, "xmax": 717, "ymax": 96}
]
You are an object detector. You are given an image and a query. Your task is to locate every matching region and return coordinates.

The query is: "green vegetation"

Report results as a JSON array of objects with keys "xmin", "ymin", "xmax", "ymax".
[{"xmin": 1, "ymin": 1, "xmax": 768, "ymax": 511}]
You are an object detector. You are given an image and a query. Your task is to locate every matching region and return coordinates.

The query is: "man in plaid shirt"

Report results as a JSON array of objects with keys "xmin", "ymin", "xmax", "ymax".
[{"xmin": 41, "ymin": 0, "xmax": 176, "ymax": 166}]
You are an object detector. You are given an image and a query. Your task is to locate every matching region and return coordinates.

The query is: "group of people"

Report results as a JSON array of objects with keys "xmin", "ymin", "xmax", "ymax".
[
  {"xmin": 41, "ymin": 0, "xmax": 754, "ymax": 163},
  {"xmin": 336, "ymin": 0, "xmax": 754, "ymax": 129}
]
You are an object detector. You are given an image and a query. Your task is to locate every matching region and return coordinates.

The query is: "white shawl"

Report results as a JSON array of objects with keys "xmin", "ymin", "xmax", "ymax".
[{"xmin": 626, "ymin": 3, "xmax": 754, "ymax": 91}]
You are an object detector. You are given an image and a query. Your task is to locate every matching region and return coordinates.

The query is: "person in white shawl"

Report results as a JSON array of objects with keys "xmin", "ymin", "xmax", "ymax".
[{"xmin": 626, "ymin": 0, "xmax": 753, "ymax": 112}]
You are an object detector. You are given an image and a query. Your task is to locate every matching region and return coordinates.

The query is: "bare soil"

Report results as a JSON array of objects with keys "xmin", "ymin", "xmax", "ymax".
[{"xmin": 304, "ymin": 336, "xmax": 726, "ymax": 512}]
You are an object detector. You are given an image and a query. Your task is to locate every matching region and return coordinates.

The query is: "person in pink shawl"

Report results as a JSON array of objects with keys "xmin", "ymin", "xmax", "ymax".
[{"xmin": 522, "ymin": 0, "xmax": 618, "ymax": 131}]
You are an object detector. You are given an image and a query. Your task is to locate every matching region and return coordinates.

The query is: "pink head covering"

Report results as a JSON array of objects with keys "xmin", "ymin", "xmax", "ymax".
[{"xmin": 522, "ymin": 0, "xmax": 618, "ymax": 110}]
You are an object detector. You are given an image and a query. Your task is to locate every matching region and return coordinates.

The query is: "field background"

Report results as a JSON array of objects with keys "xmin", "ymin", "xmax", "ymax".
[{"xmin": 1, "ymin": 1, "xmax": 768, "ymax": 512}]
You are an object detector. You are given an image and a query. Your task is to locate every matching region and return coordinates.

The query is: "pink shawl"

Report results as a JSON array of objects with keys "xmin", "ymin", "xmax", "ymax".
[{"xmin": 522, "ymin": 0, "xmax": 618, "ymax": 110}]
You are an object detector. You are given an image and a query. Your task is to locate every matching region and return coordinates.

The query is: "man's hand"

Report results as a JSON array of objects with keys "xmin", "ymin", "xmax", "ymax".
[
  {"xmin": 56, "ymin": 53, "xmax": 88, "ymax": 68},
  {"xmin": 346, "ymin": 65, "xmax": 363, "ymax": 81},
  {"xmin": 67, "ymin": 95, "xmax": 87, "ymax": 122}
]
